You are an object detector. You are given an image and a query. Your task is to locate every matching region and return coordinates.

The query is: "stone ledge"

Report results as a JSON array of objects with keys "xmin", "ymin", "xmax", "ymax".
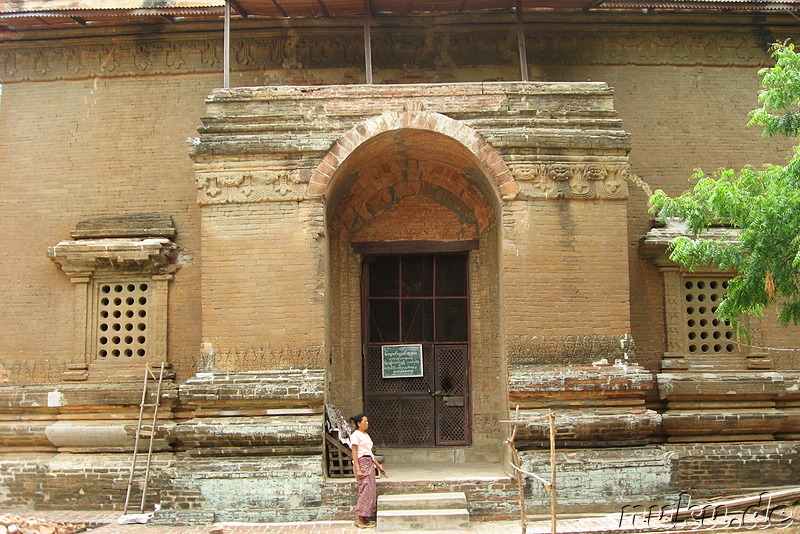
[
  {"xmin": 0, "ymin": 382, "xmax": 178, "ymax": 409},
  {"xmin": 512, "ymin": 407, "xmax": 661, "ymax": 447},
  {"xmin": 173, "ymin": 414, "xmax": 323, "ymax": 451},
  {"xmin": 179, "ymin": 370, "xmax": 325, "ymax": 407},
  {"xmin": 509, "ymin": 364, "xmax": 655, "ymax": 400},
  {"xmin": 657, "ymin": 371, "xmax": 800, "ymax": 401}
]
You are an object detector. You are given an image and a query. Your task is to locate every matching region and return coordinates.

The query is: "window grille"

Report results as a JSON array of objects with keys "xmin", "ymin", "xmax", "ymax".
[
  {"xmin": 683, "ymin": 277, "xmax": 737, "ymax": 355},
  {"xmin": 94, "ymin": 279, "xmax": 152, "ymax": 360}
]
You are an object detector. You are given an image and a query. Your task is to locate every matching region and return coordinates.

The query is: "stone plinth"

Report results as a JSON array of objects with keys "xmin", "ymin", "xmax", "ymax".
[
  {"xmin": 0, "ymin": 382, "xmax": 177, "ymax": 452},
  {"xmin": 658, "ymin": 371, "xmax": 800, "ymax": 440},
  {"xmin": 508, "ymin": 364, "xmax": 660, "ymax": 447},
  {"xmin": 176, "ymin": 370, "xmax": 325, "ymax": 455}
]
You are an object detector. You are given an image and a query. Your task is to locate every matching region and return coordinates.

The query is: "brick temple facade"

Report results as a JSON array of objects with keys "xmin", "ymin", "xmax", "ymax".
[{"xmin": 2, "ymin": 1, "xmax": 800, "ymax": 522}]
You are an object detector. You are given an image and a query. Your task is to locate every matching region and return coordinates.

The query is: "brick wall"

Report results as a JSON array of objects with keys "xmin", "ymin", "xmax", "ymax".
[
  {"xmin": 199, "ymin": 202, "xmax": 325, "ymax": 352},
  {"xmin": 668, "ymin": 442, "xmax": 800, "ymax": 493},
  {"xmin": 3, "ymin": 15, "xmax": 800, "ymax": 379},
  {"xmin": 3, "ymin": 13, "xmax": 800, "ymax": 519},
  {"xmin": 503, "ymin": 199, "xmax": 631, "ymax": 336},
  {"xmin": 0, "ymin": 74, "xmax": 215, "ymax": 380}
]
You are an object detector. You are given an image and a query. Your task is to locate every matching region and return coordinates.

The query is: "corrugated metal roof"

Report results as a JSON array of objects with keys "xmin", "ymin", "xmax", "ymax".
[
  {"xmin": 602, "ymin": 0, "xmax": 800, "ymax": 9},
  {"xmin": 2, "ymin": 0, "xmax": 799, "ymax": 31}
]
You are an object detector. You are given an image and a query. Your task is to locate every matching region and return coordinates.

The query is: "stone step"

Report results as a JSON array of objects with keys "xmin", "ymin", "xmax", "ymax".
[
  {"xmin": 378, "ymin": 492, "xmax": 467, "ymax": 511},
  {"xmin": 377, "ymin": 508, "xmax": 470, "ymax": 532}
]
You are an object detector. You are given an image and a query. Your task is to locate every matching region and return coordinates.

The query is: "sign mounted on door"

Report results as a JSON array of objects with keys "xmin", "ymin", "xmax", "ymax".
[{"xmin": 381, "ymin": 344, "xmax": 424, "ymax": 378}]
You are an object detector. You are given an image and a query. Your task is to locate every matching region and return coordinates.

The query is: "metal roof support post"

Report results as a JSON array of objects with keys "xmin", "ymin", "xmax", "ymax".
[
  {"xmin": 224, "ymin": 0, "xmax": 231, "ymax": 88},
  {"xmin": 364, "ymin": 0, "xmax": 373, "ymax": 84},
  {"xmin": 515, "ymin": 0, "xmax": 529, "ymax": 82}
]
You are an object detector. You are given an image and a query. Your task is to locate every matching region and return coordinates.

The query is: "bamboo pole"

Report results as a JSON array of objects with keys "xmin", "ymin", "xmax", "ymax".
[
  {"xmin": 549, "ymin": 409, "xmax": 557, "ymax": 534},
  {"xmin": 504, "ymin": 407, "xmax": 558, "ymax": 534},
  {"xmin": 508, "ymin": 405, "xmax": 527, "ymax": 534}
]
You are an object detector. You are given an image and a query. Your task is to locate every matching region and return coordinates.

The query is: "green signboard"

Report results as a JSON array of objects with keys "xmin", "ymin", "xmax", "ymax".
[{"xmin": 381, "ymin": 344, "xmax": 424, "ymax": 378}]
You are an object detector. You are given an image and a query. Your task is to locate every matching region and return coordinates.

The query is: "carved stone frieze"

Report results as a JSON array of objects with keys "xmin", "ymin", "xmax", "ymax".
[
  {"xmin": 195, "ymin": 170, "xmax": 307, "ymax": 204},
  {"xmin": 509, "ymin": 161, "xmax": 629, "ymax": 200},
  {"xmin": 0, "ymin": 23, "xmax": 784, "ymax": 82}
]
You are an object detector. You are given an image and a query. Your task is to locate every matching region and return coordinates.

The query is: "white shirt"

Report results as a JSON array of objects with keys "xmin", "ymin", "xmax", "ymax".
[{"xmin": 350, "ymin": 430, "xmax": 374, "ymax": 458}]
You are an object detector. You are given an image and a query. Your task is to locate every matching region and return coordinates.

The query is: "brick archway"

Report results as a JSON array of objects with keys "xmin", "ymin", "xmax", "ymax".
[{"xmin": 308, "ymin": 111, "xmax": 517, "ymax": 200}]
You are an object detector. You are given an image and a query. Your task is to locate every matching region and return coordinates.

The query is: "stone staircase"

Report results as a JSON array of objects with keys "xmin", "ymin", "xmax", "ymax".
[{"xmin": 376, "ymin": 492, "xmax": 469, "ymax": 531}]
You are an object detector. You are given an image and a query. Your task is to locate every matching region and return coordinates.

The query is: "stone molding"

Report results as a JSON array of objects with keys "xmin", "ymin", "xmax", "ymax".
[
  {"xmin": 0, "ymin": 23, "xmax": 782, "ymax": 83},
  {"xmin": 47, "ymin": 237, "xmax": 177, "ymax": 275},
  {"xmin": 192, "ymin": 83, "xmax": 630, "ymax": 205}
]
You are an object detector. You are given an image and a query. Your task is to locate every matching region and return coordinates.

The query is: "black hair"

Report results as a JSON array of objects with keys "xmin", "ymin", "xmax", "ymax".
[{"xmin": 350, "ymin": 413, "xmax": 367, "ymax": 426}]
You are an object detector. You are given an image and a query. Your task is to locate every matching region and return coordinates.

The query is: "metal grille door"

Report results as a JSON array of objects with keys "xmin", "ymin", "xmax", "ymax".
[
  {"xmin": 433, "ymin": 344, "xmax": 469, "ymax": 445},
  {"xmin": 363, "ymin": 254, "xmax": 470, "ymax": 447}
]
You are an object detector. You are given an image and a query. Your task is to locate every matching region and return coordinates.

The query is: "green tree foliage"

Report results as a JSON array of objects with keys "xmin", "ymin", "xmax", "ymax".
[{"xmin": 650, "ymin": 42, "xmax": 800, "ymax": 332}]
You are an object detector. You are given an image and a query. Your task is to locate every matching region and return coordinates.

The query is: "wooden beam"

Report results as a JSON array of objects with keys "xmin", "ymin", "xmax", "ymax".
[
  {"xmin": 271, "ymin": 0, "xmax": 289, "ymax": 17},
  {"xmin": 583, "ymin": 0, "xmax": 605, "ymax": 11},
  {"xmin": 352, "ymin": 240, "xmax": 479, "ymax": 254},
  {"xmin": 364, "ymin": 0, "xmax": 373, "ymax": 84},
  {"xmin": 228, "ymin": 0, "xmax": 249, "ymax": 18},
  {"xmin": 316, "ymin": 0, "xmax": 330, "ymax": 17}
]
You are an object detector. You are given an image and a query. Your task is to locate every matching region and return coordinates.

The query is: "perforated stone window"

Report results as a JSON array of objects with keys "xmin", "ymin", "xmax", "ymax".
[
  {"xmin": 48, "ymin": 214, "xmax": 177, "ymax": 379},
  {"xmin": 94, "ymin": 280, "xmax": 152, "ymax": 359},
  {"xmin": 683, "ymin": 276, "xmax": 737, "ymax": 355}
]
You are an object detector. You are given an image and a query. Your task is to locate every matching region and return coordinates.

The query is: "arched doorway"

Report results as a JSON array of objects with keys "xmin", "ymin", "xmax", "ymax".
[{"xmin": 324, "ymin": 124, "xmax": 506, "ymax": 461}]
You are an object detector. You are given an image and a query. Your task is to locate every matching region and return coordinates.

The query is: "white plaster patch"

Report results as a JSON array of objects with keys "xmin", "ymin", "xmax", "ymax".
[{"xmin": 47, "ymin": 390, "xmax": 66, "ymax": 407}]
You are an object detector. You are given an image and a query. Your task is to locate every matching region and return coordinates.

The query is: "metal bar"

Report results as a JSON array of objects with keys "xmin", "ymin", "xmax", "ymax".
[
  {"xmin": 364, "ymin": 0, "xmax": 373, "ymax": 84},
  {"xmin": 515, "ymin": 0, "xmax": 529, "ymax": 82},
  {"xmin": 223, "ymin": 0, "xmax": 230, "ymax": 88}
]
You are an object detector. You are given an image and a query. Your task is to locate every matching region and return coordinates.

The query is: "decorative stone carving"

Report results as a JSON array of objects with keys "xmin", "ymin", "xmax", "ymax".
[
  {"xmin": 195, "ymin": 170, "xmax": 307, "ymax": 204},
  {"xmin": 0, "ymin": 25, "xmax": 775, "ymax": 83},
  {"xmin": 510, "ymin": 161, "xmax": 629, "ymax": 199}
]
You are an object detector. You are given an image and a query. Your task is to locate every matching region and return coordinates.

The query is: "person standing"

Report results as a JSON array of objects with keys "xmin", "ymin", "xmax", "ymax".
[{"xmin": 350, "ymin": 413, "xmax": 387, "ymax": 528}]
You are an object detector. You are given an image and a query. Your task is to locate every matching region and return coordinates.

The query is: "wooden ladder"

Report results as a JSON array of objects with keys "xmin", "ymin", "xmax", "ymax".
[{"xmin": 123, "ymin": 362, "xmax": 165, "ymax": 514}]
